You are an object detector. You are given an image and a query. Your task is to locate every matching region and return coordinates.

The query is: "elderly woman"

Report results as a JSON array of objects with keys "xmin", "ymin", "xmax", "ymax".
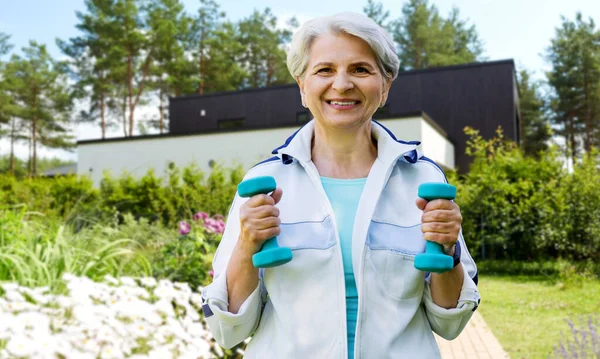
[{"xmin": 202, "ymin": 12, "xmax": 480, "ymax": 359}]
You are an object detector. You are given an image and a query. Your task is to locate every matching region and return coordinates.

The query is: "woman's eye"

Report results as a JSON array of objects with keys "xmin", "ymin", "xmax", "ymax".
[
  {"xmin": 355, "ymin": 67, "xmax": 370, "ymax": 74},
  {"xmin": 317, "ymin": 68, "xmax": 332, "ymax": 74}
]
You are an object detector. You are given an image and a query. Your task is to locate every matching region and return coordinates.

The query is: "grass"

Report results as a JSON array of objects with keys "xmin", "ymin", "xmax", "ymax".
[
  {"xmin": 0, "ymin": 208, "xmax": 163, "ymax": 292},
  {"xmin": 478, "ymin": 273, "xmax": 600, "ymax": 359}
]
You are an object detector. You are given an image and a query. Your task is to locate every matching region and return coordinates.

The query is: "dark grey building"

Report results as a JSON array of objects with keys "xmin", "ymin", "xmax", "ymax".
[{"xmin": 168, "ymin": 59, "xmax": 520, "ymax": 172}]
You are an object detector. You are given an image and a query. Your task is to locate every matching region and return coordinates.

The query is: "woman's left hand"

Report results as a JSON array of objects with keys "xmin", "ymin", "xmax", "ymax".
[{"xmin": 415, "ymin": 198, "xmax": 462, "ymax": 254}]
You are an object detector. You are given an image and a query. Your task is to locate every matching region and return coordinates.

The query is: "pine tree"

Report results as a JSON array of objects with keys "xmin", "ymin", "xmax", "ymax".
[
  {"xmin": 546, "ymin": 13, "xmax": 600, "ymax": 159},
  {"xmin": 517, "ymin": 69, "xmax": 553, "ymax": 157},
  {"xmin": 0, "ymin": 32, "xmax": 20, "ymax": 174},
  {"xmin": 193, "ymin": 0, "xmax": 225, "ymax": 94},
  {"xmin": 145, "ymin": 0, "xmax": 197, "ymax": 133},
  {"xmin": 0, "ymin": 32, "xmax": 14, "ymax": 127},
  {"xmin": 237, "ymin": 8, "xmax": 295, "ymax": 88},
  {"xmin": 391, "ymin": 0, "xmax": 484, "ymax": 70},
  {"xmin": 59, "ymin": 0, "xmax": 130, "ymax": 139},
  {"xmin": 201, "ymin": 20, "xmax": 248, "ymax": 93},
  {"xmin": 4, "ymin": 42, "xmax": 74, "ymax": 176},
  {"xmin": 113, "ymin": 0, "xmax": 154, "ymax": 137}
]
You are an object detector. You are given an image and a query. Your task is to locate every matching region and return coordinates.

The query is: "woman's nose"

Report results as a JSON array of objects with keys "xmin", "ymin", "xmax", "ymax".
[{"xmin": 332, "ymin": 72, "xmax": 354, "ymax": 93}]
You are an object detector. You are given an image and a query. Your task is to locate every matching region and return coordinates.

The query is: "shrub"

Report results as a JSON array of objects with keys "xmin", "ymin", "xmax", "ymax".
[
  {"xmin": 453, "ymin": 127, "xmax": 600, "ymax": 262},
  {"xmin": 152, "ymin": 212, "xmax": 225, "ymax": 290},
  {"xmin": 0, "ymin": 163, "xmax": 245, "ymax": 229}
]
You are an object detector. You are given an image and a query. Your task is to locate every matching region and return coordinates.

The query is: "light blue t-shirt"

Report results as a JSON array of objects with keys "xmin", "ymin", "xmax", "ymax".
[{"xmin": 321, "ymin": 176, "xmax": 367, "ymax": 359}]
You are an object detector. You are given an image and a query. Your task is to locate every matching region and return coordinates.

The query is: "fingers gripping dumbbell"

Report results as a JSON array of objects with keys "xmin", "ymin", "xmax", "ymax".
[
  {"xmin": 414, "ymin": 182, "xmax": 457, "ymax": 274},
  {"xmin": 237, "ymin": 176, "xmax": 293, "ymax": 268}
]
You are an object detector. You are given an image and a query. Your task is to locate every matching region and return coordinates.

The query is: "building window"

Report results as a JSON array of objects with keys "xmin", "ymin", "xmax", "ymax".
[
  {"xmin": 218, "ymin": 118, "xmax": 245, "ymax": 129},
  {"xmin": 297, "ymin": 112, "xmax": 310, "ymax": 123}
]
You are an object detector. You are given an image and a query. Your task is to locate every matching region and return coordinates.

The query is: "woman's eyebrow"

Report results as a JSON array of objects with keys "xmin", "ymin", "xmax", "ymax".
[
  {"xmin": 312, "ymin": 61, "xmax": 376, "ymax": 69},
  {"xmin": 352, "ymin": 62, "xmax": 375, "ymax": 69},
  {"xmin": 312, "ymin": 62, "xmax": 334, "ymax": 69}
]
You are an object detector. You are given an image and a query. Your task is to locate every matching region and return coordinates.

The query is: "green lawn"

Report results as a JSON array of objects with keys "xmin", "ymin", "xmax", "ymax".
[{"xmin": 478, "ymin": 274, "xmax": 600, "ymax": 359}]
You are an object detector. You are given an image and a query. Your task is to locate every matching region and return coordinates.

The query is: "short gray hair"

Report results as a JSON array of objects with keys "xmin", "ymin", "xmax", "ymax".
[{"xmin": 287, "ymin": 12, "xmax": 400, "ymax": 81}]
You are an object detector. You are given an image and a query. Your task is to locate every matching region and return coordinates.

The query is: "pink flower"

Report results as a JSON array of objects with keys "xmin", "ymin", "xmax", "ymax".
[
  {"xmin": 208, "ymin": 270, "xmax": 214, "ymax": 278},
  {"xmin": 205, "ymin": 218, "xmax": 225, "ymax": 234},
  {"xmin": 179, "ymin": 221, "xmax": 191, "ymax": 235},
  {"xmin": 193, "ymin": 212, "xmax": 209, "ymax": 221}
]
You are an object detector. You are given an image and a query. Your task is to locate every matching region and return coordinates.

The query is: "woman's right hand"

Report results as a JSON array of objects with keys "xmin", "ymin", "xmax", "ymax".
[{"xmin": 238, "ymin": 188, "xmax": 283, "ymax": 255}]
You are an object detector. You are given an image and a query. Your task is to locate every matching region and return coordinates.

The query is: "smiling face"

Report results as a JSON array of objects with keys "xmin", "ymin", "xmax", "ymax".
[{"xmin": 297, "ymin": 32, "xmax": 391, "ymax": 131}]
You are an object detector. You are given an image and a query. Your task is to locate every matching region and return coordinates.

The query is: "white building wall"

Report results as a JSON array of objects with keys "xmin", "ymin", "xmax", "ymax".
[
  {"xmin": 419, "ymin": 120, "xmax": 455, "ymax": 170},
  {"xmin": 376, "ymin": 117, "xmax": 455, "ymax": 170},
  {"xmin": 78, "ymin": 116, "xmax": 455, "ymax": 186}
]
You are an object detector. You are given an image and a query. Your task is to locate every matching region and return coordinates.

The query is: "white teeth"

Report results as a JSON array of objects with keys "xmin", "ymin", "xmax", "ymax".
[{"xmin": 330, "ymin": 101, "xmax": 356, "ymax": 106}]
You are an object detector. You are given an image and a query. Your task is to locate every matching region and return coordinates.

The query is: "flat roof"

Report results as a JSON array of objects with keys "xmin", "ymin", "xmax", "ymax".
[
  {"xmin": 169, "ymin": 59, "xmax": 516, "ymax": 102},
  {"xmin": 77, "ymin": 111, "xmax": 442, "ymax": 145}
]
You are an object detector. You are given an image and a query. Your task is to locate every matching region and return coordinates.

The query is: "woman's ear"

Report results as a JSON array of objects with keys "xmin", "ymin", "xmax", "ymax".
[
  {"xmin": 296, "ymin": 76, "xmax": 305, "ymax": 95},
  {"xmin": 296, "ymin": 76, "xmax": 307, "ymax": 107},
  {"xmin": 381, "ymin": 77, "xmax": 392, "ymax": 104}
]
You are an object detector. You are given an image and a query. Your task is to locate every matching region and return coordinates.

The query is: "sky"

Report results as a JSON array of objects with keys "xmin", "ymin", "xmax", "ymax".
[{"xmin": 1, "ymin": 0, "xmax": 599, "ymax": 161}]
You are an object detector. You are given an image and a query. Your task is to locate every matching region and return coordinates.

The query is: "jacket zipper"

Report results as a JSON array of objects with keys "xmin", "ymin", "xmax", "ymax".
[
  {"xmin": 353, "ymin": 157, "xmax": 401, "ymax": 359},
  {"xmin": 299, "ymin": 159, "xmax": 349, "ymax": 359}
]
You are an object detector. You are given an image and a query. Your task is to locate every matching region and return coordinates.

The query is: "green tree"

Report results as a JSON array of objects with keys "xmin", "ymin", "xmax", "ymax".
[
  {"xmin": 193, "ymin": 0, "xmax": 226, "ymax": 95},
  {"xmin": 517, "ymin": 69, "xmax": 553, "ymax": 157},
  {"xmin": 57, "ymin": 0, "xmax": 122, "ymax": 140},
  {"xmin": 3, "ymin": 42, "xmax": 74, "ymax": 176},
  {"xmin": 145, "ymin": 0, "xmax": 197, "ymax": 133},
  {"xmin": 546, "ymin": 12, "xmax": 600, "ymax": 159},
  {"xmin": 0, "ymin": 32, "xmax": 11, "ymax": 57},
  {"xmin": 0, "ymin": 32, "xmax": 21, "ymax": 175},
  {"xmin": 201, "ymin": 20, "xmax": 248, "ymax": 93},
  {"xmin": 391, "ymin": 0, "xmax": 484, "ymax": 70},
  {"xmin": 112, "ymin": 0, "xmax": 154, "ymax": 137},
  {"xmin": 0, "ymin": 32, "xmax": 14, "ymax": 126},
  {"xmin": 61, "ymin": 0, "xmax": 162, "ymax": 138},
  {"xmin": 237, "ymin": 8, "xmax": 294, "ymax": 88}
]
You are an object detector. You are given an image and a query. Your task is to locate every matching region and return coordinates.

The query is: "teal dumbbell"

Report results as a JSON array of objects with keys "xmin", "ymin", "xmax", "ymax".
[
  {"xmin": 414, "ymin": 182, "xmax": 457, "ymax": 274},
  {"xmin": 237, "ymin": 176, "xmax": 293, "ymax": 268}
]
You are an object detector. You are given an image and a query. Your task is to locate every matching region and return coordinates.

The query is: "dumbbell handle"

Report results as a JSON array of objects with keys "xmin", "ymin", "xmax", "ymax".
[
  {"xmin": 237, "ymin": 176, "xmax": 292, "ymax": 268},
  {"xmin": 414, "ymin": 182, "xmax": 456, "ymax": 273}
]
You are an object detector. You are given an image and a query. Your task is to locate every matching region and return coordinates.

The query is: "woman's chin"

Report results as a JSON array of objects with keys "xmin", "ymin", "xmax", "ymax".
[{"xmin": 321, "ymin": 115, "xmax": 369, "ymax": 129}]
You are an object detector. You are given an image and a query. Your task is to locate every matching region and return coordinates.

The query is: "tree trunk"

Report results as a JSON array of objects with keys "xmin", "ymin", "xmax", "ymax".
[
  {"xmin": 32, "ymin": 92, "xmax": 38, "ymax": 177},
  {"xmin": 159, "ymin": 92, "xmax": 164, "ymax": 134},
  {"xmin": 568, "ymin": 114, "xmax": 576, "ymax": 160},
  {"xmin": 122, "ymin": 92, "xmax": 128, "ymax": 137},
  {"xmin": 27, "ymin": 131, "xmax": 32, "ymax": 177},
  {"xmin": 415, "ymin": 39, "xmax": 423, "ymax": 68},
  {"xmin": 100, "ymin": 91, "xmax": 106, "ymax": 139},
  {"xmin": 32, "ymin": 118, "xmax": 37, "ymax": 177},
  {"xmin": 126, "ymin": 49, "xmax": 152, "ymax": 137},
  {"xmin": 198, "ymin": 25, "xmax": 205, "ymax": 95},
  {"xmin": 127, "ymin": 51, "xmax": 134, "ymax": 137},
  {"xmin": 582, "ymin": 71, "xmax": 592, "ymax": 152},
  {"xmin": 9, "ymin": 117, "xmax": 15, "ymax": 175}
]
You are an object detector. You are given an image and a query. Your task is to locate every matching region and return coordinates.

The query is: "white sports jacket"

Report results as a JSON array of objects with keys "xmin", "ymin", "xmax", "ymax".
[{"xmin": 202, "ymin": 120, "xmax": 480, "ymax": 359}]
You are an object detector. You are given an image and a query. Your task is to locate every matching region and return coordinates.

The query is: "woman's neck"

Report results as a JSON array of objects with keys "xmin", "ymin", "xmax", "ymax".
[{"xmin": 311, "ymin": 121, "xmax": 377, "ymax": 179}]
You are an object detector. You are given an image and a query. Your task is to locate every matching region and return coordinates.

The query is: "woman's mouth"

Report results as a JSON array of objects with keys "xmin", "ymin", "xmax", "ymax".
[{"xmin": 326, "ymin": 100, "xmax": 360, "ymax": 110}]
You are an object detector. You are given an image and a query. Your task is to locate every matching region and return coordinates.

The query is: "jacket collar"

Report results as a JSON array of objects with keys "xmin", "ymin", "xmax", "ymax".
[{"xmin": 271, "ymin": 119, "xmax": 422, "ymax": 166}]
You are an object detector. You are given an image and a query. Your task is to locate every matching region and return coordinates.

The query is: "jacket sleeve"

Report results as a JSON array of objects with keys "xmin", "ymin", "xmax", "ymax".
[
  {"xmin": 201, "ymin": 193, "xmax": 266, "ymax": 349},
  {"xmin": 422, "ymin": 230, "xmax": 481, "ymax": 340}
]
